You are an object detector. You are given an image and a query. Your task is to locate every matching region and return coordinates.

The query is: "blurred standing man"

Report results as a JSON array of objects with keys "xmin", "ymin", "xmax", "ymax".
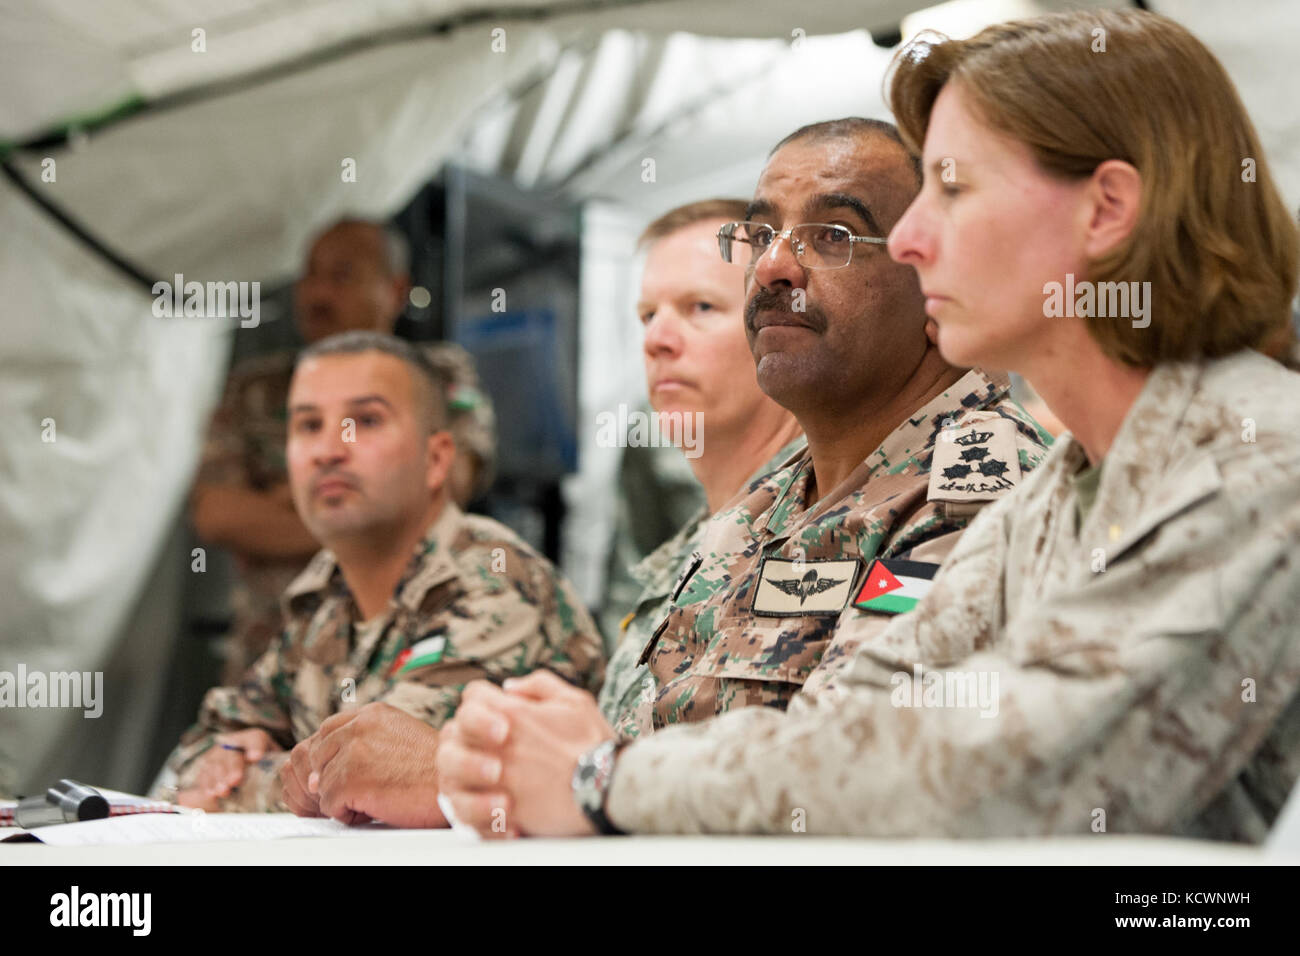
[
  {"xmin": 192, "ymin": 218, "xmax": 496, "ymax": 682},
  {"xmin": 163, "ymin": 332, "xmax": 602, "ymax": 815}
]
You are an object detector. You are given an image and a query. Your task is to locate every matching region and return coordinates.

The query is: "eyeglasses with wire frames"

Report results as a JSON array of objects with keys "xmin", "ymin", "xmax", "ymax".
[{"xmin": 716, "ymin": 221, "xmax": 888, "ymax": 270}]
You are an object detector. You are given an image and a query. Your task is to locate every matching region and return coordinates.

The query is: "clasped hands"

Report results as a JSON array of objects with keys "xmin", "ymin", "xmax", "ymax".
[{"xmin": 276, "ymin": 671, "xmax": 615, "ymax": 837}]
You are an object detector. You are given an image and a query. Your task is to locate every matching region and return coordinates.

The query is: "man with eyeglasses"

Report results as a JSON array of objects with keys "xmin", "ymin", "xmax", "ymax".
[
  {"xmin": 617, "ymin": 118, "xmax": 1054, "ymax": 727},
  {"xmin": 273, "ymin": 118, "xmax": 1051, "ymax": 835}
]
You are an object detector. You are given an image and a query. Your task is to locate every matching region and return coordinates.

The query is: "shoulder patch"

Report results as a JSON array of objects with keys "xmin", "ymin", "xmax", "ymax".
[
  {"xmin": 928, "ymin": 417, "xmax": 1023, "ymax": 503},
  {"xmin": 390, "ymin": 635, "xmax": 448, "ymax": 676},
  {"xmin": 853, "ymin": 558, "xmax": 939, "ymax": 615}
]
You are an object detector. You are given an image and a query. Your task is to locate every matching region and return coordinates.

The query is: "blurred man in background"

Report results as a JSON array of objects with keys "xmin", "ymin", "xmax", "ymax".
[{"xmin": 191, "ymin": 218, "xmax": 495, "ymax": 683}]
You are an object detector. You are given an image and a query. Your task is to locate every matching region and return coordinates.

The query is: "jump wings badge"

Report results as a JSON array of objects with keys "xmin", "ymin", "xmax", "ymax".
[{"xmin": 752, "ymin": 557, "xmax": 860, "ymax": 616}]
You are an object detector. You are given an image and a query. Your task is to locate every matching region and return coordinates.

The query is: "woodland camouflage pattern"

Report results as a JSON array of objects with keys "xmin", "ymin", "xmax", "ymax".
[
  {"xmin": 599, "ymin": 438, "xmax": 806, "ymax": 737},
  {"xmin": 637, "ymin": 368, "xmax": 1052, "ymax": 729},
  {"xmin": 197, "ymin": 344, "xmax": 498, "ymax": 683},
  {"xmin": 160, "ymin": 502, "xmax": 603, "ymax": 811},
  {"xmin": 606, "ymin": 351, "xmax": 1300, "ymax": 841}
]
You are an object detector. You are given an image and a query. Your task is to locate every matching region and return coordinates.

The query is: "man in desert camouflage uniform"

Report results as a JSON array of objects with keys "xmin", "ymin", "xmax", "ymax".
[
  {"xmin": 285, "ymin": 198, "xmax": 807, "ymax": 825},
  {"xmin": 193, "ymin": 218, "xmax": 497, "ymax": 683},
  {"xmin": 162, "ymin": 332, "xmax": 601, "ymax": 813}
]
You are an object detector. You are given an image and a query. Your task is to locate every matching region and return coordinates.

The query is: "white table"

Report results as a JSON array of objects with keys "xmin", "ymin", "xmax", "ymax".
[{"xmin": 3, "ymin": 833, "xmax": 1286, "ymax": 866}]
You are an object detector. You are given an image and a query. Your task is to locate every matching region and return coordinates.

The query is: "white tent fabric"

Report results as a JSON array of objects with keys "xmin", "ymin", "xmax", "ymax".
[
  {"xmin": 2, "ymin": 0, "xmax": 1297, "ymax": 795},
  {"xmin": 0, "ymin": 17, "xmax": 568, "ymax": 794}
]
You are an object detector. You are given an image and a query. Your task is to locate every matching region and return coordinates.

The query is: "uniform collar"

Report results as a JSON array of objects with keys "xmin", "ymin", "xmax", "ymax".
[
  {"xmin": 1088, "ymin": 359, "xmax": 1201, "ymax": 483},
  {"xmin": 283, "ymin": 501, "xmax": 465, "ymax": 616},
  {"xmin": 757, "ymin": 367, "xmax": 1010, "ymax": 536},
  {"xmin": 394, "ymin": 501, "xmax": 464, "ymax": 612},
  {"xmin": 1074, "ymin": 358, "xmax": 1223, "ymax": 559},
  {"xmin": 628, "ymin": 435, "xmax": 808, "ymax": 595}
]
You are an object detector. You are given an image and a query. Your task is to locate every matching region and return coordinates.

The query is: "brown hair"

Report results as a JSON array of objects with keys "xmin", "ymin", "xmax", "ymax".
[
  {"xmin": 887, "ymin": 8, "xmax": 1299, "ymax": 365},
  {"xmin": 299, "ymin": 330, "xmax": 451, "ymax": 434},
  {"xmin": 638, "ymin": 198, "xmax": 751, "ymax": 249}
]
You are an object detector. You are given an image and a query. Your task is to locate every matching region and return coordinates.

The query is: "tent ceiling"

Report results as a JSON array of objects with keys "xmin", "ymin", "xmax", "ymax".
[
  {"xmin": 455, "ymin": 0, "xmax": 1300, "ymax": 217},
  {"xmin": 0, "ymin": 0, "xmax": 929, "ymax": 144},
  {"xmin": 2, "ymin": 0, "xmax": 1295, "ymax": 279}
]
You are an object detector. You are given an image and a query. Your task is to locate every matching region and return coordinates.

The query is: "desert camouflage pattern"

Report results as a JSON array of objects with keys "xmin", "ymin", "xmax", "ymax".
[
  {"xmin": 637, "ymin": 368, "xmax": 1052, "ymax": 728},
  {"xmin": 161, "ymin": 502, "xmax": 603, "ymax": 812},
  {"xmin": 606, "ymin": 350, "xmax": 1300, "ymax": 841},
  {"xmin": 599, "ymin": 437, "xmax": 806, "ymax": 738},
  {"xmin": 197, "ymin": 344, "xmax": 498, "ymax": 683}
]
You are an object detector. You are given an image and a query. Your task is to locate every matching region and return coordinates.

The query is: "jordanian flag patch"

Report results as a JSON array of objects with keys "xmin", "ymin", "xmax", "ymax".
[
  {"xmin": 853, "ymin": 559, "xmax": 939, "ymax": 615},
  {"xmin": 391, "ymin": 635, "xmax": 447, "ymax": 676}
]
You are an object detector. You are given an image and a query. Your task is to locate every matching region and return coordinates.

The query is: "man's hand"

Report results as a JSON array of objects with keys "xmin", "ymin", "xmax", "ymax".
[
  {"xmin": 435, "ymin": 671, "xmax": 615, "ymax": 838},
  {"xmin": 305, "ymin": 703, "xmax": 447, "ymax": 828},
  {"xmin": 175, "ymin": 728, "xmax": 281, "ymax": 809},
  {"xmin": 280, "ymin": 735, "xmax": 323, "ymax": 818}
]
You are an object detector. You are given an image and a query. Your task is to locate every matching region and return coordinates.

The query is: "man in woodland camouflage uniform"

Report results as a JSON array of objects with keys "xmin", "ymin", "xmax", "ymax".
[
  {"xmin": 162, "ymin": 332, "xmax": 601, "ymax": 814},
  {"xmin": 192, "ymin": 218, "xmax": 497, "ymax": 683}
]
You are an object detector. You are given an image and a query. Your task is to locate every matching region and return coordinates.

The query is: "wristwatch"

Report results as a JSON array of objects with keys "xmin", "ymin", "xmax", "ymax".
[{"xmin": 572, "ymin": 738, "xmax": 626, "ymax": 835}]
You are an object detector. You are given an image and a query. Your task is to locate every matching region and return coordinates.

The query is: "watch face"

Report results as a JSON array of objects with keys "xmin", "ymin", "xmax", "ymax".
[
  {"xmin": 574, "ymin": 744, "xmax": 611, "ymax": 812},
  {"xmin": 577, "ymin": 764, "xmax": 600, "ymax": 806}
]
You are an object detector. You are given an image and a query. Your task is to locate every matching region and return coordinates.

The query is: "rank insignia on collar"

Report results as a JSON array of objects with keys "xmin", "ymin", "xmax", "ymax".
[
  {"xmin": 928, "ymin": 418, "xmax": 1023, "ymax": 503},
  {"xmin": 752, "ymin": 557, "xmax": 861, "ymax": 616}
]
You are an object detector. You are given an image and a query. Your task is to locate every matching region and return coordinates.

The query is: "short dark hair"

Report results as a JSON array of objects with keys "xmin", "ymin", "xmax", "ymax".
[
  {"xmin": 297, "ymin": 331, "xmax": 450, "ymax": 433},
  {"xmin": 770, "ymin": 117, "xmax": 922, "ymax": 186}
]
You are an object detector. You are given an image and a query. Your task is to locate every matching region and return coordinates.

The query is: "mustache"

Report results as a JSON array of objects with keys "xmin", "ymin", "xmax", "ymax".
[
  {"xmin": 311, "ymin": 467, "xmax": 361, "ymax": 492},
  {"xmin": 745, "ymin": 287, "xmax": 828, "ymax": 335}
]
